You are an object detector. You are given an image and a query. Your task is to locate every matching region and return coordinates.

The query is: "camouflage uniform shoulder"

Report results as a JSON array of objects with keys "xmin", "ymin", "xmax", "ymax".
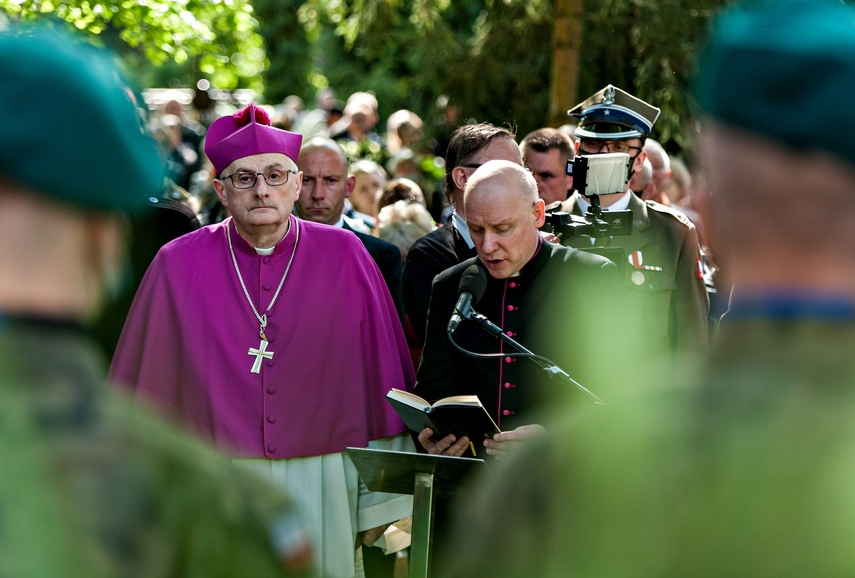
[{"xmin": 644, "ymin": 200, "xmax": 695, "ymax": 229}]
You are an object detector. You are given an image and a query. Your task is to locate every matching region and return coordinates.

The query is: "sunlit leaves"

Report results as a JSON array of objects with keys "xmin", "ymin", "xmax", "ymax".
[{"xmin": 0, "ymin": 0, "xmax": 263, "ymax": 89}]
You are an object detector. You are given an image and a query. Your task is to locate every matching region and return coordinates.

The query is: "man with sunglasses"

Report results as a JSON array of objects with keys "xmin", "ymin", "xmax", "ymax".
[
  {"xmin": 402, "ymin": 123, "xmax": 522, "ymax": 345},
  {"xmin": 557, "ymin": 85, "xmax": 709, "ymax": 356},
  {"xmin": 111, "ymin": 103, "xmax": 416, "ymax": 578}
]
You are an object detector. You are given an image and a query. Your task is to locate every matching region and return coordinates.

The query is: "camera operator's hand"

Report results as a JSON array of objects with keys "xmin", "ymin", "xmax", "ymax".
[
  {"xmin": 483, "ymin": 424, "xmax": 546, "ymax": 459},
  {"xmin": 418, "ymin": 428, "xmax": 470, "ymax": 457}
]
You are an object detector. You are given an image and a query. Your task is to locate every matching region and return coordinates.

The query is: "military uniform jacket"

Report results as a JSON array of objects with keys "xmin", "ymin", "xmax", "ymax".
[
  {"xmin": 0, "ymin": 317, "xmax": 312, "ymax": 578},
  {"xmin": 558, "ymin": 192, "xmax": 709, "ymax": 354},
  {"xmin": 414, "ymin": 240, "xmax": 622, "ymax": 433}
]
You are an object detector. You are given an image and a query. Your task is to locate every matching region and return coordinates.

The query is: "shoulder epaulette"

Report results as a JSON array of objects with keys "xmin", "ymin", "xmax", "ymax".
[{"xmin": 645, "ymin": 200, "xmax": 694, "ymax": 228}]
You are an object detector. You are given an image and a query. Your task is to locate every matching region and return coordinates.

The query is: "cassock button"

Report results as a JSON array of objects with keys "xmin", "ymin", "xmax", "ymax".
[
  {"xmin": 267, "ymin": 415, "xmax": 277, "ymax": 424},
  {"xmin": 505, "ymin": 356, "xmax": 512, "ymax": 363},
  {"xmin": 507, "ymin": 305, "xmax": 514, "ymax": 311},
  {"xmin": 267, "ymin": 387, "xmax": 276, "ymax": 394},
  {"xmin": 266, "ymin": 360, "xmax": 275, "ymax": 367},
  {"xmin": 263, "ymin": 283, "xmax": 272, "ymax": 291},
  {"xmin": 267, "ymin": 336, "xmax": 275, "ymax": 343},
  {"xmin": 506, "ymin": 331, "xmax": 515, "ymax": 337},
  {"xmin": 502, "ymin": 409, "xmax": 514, "ymax": 416},
  {"xmin": 267, "ymin": 445, "xmax": 276, "ymax": 453},
  {"xmin": 263, "ymin": 256, "xmax": 271, "ymax": 264},
  {"xmin": 509, "ymin": 282, "xmax": 516, "ymax": 288},
  {"xmin": 504, "ymin": 382, "xmax": 515, "ymax": 389}
]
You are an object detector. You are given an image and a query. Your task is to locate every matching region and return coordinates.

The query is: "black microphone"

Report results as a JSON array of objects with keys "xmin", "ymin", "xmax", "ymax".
[{"xmin": 447, "ymin": 264, "xmax": 488, "ymax": 334}]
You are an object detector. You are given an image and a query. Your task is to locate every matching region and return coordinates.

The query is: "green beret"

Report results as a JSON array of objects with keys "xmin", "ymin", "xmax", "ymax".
[
  {"xmin": 697, "ymin": 0, "xmax": 855, "ymax": 165},
  {"xmin": 0, "ymin": 25, "xmax": 165, "ymax": 212}
]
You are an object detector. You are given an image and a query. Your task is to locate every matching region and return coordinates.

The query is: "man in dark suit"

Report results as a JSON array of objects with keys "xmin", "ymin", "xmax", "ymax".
[
  {"xmin": 402, "ymin": 123, "xmax": 523, "ymax": 343},
  {"xmin": 296, "ymin": 136, "xmax": 405, "ymax": 322}
]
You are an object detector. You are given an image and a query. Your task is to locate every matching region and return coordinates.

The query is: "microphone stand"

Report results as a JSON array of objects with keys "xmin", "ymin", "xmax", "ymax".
[{"xmin": 449, "ymin": 310, "xmax": 604, "ymax": 405}]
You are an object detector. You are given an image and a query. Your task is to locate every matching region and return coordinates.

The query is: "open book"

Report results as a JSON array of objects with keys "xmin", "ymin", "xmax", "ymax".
[{"xmin": 386, "ymin": 388, "xmax": 501, "ymax": 443}]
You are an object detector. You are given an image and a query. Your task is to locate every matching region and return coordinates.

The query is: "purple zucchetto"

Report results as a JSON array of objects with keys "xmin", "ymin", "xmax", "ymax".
[{"xmin": 204, "ymin": 103, "xmax": 303, "ymax": 174}]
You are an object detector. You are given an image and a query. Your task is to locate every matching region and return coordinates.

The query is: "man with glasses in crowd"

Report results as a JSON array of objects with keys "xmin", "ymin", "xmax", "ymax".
[
  {"xmin": 402, "ymin": 122, "xmax": 522, "ymax": 345},
  {"xmin": 557, "ymin": 85, "xmax": 709, "ymax": 356},
  {"xmin": 111, "ymin": 103, "xmax": 416, "ymax": 578}
]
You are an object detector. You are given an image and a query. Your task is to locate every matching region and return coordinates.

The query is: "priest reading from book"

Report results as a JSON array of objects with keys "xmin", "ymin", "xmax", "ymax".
[
  {"xmin": 110, "ymin": 103, "xmax": 416, "ymax": 578},
  {"xmin": 414, "ymin": 160, "xmax": 628, "ymax": 459}
]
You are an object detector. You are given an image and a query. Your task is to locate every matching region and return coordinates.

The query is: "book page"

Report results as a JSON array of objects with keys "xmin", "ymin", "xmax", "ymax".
[
  {"xmin": 432, "ymin": 395, "xmax": 483, "ymax": 408},
  {"xmin": 386, "ymin": 388, "xmax": 430, "ymax": 410}
]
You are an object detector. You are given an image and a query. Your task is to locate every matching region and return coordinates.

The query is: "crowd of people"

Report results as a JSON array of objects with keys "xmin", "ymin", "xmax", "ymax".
[{"xmin": 3, "ymin": 0, "xmax": 854, "ymax": 576}]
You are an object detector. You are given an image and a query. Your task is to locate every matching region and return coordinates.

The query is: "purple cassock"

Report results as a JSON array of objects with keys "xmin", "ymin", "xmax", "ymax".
[{"xmin": 110, "ymin": 215, "xmax": 414, "ymax": 459}]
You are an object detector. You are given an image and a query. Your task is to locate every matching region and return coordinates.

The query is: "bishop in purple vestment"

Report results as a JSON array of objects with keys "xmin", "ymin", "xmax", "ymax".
[{"xmin": 110, "ymin": 104, "xmax": 415, "ymax": 578}]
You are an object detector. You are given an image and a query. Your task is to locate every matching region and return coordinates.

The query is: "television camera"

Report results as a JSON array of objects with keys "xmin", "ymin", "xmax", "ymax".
[{"xmin": 543, "ymin": 152, "xmax": 634, "ymax": 241}]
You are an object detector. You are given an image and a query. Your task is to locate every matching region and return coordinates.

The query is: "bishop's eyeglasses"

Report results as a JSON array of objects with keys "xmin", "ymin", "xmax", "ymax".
[{"xmin": 221, "ymin": 168, "xmax": 298, "ymax": 189}]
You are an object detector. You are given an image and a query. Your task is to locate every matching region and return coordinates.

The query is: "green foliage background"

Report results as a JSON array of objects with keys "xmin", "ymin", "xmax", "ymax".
[
  {"xmin": 260, "ymin": 0, "xmax": 731, "ymax": 156},
  {"xmin": 0, "ymin": 0, "xmax": 266, "ymax": 92},
  {"xmin": 0, "ymin": 0, "xmax": 741, "ymax": 155}
]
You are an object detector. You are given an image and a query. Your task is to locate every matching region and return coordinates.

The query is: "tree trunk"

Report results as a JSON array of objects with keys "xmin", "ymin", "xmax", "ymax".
[{"xmin": 549, "ymin": 0, "xmax": 584, "ymax": 128}]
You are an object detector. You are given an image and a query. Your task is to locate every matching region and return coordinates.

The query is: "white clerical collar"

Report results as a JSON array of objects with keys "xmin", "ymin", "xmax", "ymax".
[
  {"xmin": 452, "ymin": 210, "xmax": 475, "ymax": 249},
  {"xmin": 576, "ymin": 189, "xmax": 632, "ymax": 213},
  {"xmin": 254, "ymin": 246, "xmax": 275, "ymax": 255},
  {"xmin": 331, "ymin": 215, "xmax": 345, "ymax": 228}
]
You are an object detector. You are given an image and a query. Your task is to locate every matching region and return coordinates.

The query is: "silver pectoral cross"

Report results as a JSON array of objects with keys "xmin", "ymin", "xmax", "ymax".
[{"xmin": 248, "ymin": 339, "xmax": 274, "ymax": 374}]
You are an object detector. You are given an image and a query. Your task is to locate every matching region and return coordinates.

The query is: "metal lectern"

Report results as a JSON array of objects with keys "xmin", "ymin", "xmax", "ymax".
[{"xmin": 346, "ymin": 447, "xmax": 489, "ymax": 578}]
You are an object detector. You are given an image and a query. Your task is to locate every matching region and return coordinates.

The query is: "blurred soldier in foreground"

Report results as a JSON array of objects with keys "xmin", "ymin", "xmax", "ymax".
[
  {"xmin": 0, "ymin": 25, "xmax": 311, "ymax": 577},
  {"xmin": 438, "ymin": 0, "xmax": 855, "ymax": 575}
]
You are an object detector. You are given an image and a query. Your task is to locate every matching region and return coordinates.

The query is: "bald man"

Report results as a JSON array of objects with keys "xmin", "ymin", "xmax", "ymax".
[
  {"xmin": 414, "ymin": 161, "xmax": 624, "ymax": 458},
  {"xmin": 295, "ymin": 136, "xmax": 405, "ymax": 322}
]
